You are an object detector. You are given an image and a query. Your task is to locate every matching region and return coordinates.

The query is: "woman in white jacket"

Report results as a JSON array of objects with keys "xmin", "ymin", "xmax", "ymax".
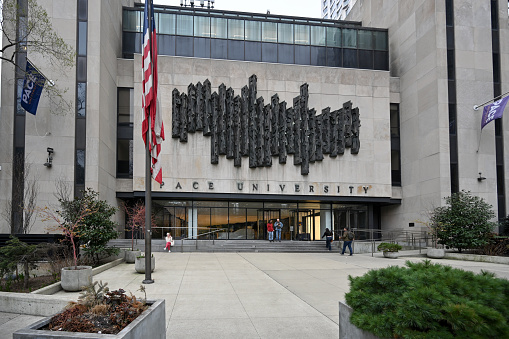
[{"xmin": 164, "ymin": 232, "xmax": 173, "ymax": 252}]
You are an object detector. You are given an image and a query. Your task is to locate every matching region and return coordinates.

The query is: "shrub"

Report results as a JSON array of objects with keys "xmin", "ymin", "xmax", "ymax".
[
  {"xmin": 377, "ymin": 242, "xmax": 402, "ymax": 252},
  {"xmin": 430, "ymin": 190, "xmax": 496, "ymax": 252},
  {"xmin": 345, "ymin": 260, "xmax": 509, "ymax": 338}
]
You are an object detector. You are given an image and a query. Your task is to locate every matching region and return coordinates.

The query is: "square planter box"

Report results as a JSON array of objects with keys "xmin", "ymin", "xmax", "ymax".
[{"xmin": 13, "ymin": 299, "xmax": 165, "ymax": 339}]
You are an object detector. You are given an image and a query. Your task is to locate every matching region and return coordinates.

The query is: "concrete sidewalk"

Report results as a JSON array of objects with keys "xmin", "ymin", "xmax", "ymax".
[{"xmin": 2, "ymin": 251, "xmax": 509, "ymax": 338}]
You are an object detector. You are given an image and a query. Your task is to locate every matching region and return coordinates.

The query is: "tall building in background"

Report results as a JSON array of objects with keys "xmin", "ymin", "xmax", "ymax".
[{"xmin": 322, "ymin": 0, "xmax": 358, "ymax": 20}]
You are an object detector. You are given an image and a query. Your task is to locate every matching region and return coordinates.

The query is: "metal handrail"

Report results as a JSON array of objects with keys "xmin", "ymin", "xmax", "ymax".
[{"xmin": 179, "ymin": 229, "xmax": 224, "ymax": 252}]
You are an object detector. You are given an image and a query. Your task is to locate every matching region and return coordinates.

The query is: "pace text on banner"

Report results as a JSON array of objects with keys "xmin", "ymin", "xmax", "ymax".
[
  {"xmin": 481, "ymin": 96, "xmax": 509, "ymax": 130},
  {"xmin": 21, "ymin": 61, "xmax": 46, "ymax": 115},
  {"xmin": 142, "ymin": 0, "xmax": 164, "ymax": 184}
]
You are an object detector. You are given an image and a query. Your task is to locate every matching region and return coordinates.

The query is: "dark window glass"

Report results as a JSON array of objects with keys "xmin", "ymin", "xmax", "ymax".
[
  {"xmin": 390, "ymin": 104, "xmax": 400, "ymax": 137},
  {"xmin": 78, "ymin": 0, "xmax": 88, "ymax": 21},
  {"xmin": 245, "ymin": 41, "xmax": 262, "ymax": 61},
  {"xmin": 211, "ymin": 39, "xmax": 227, "ymax": 59},
  {"xmin": 359, "ymin": 49, "xmax": 373, "ymax": 69},
  {"xmin": 446, "ymin": 27, "xmax": 455, "ymax": 49},
  {"xmin": 358, "ymin": 30, "xmax": 373, "ymax": 49},
  {"xmin": 117, "ymin": 139, "xmax": 133, "ymax": 178},
  {"xmin": 122, "ymin": 32, "xmax": 140, "ymax": 58},
  {"xmin": 262, "ymin": 42, "xmax": 277, "ymax": 63},
  {"xmin": 122, "ymin": 10, "xmax": 139, "ymax": 32},
  {"xmin": 76, "ymin": 119, "xmax": 86, "ymax": 149},
  {"xmin": 343, "ymin": 48, "xmax": 358, "ymax": 68},
  {"xmin": 295, "ymin": 45, "xmax": 310, "ymax": 65},
  {"xmin": 77, "ymin": 56, "xmax": 87, "ymax": 82},
  {"xmin": 492, "ymin": 31, "xmax": 499, "ymax": 53},
  {"xmin": 447, "ymin": 50, "xmax": 455, "ymax": 80},
  {"xmin": 194, "ymin": 37, "xmax": 210, "ymax": 58},
  {"xmin": 326, "ymin": 27, "xmax": 341, "ymax": 47},
  {"xmin": 373, "ymin": 31, "xmax": 388, "ymax": 50},
  {"xmin": 310, "ymin": 46, "xmax": 326, "ymax": 66},
  {"xmin": 342, "ymin": 29, "xmax": 357, "ymax": 48},
  {"xmin": 176, "ymin": 36, "xmax": 193, "ymax": 57},
  {"xmin": 77, "ymin": 82, "xmax": 86, "ymax": 117},
  {"xmin": 118, "ymin": 88, "xmax": 134, "ymax": 125},
  {"xmin": 491, "ymin": 0, "xmax": 499, "ymax": 29},
  {"xmin": 278, "ymin": 44, "xmax": 294, "ymax": 64},
  {"xmin": 445, "ymin": 0, "xmax": 454, "ymax": 27},
  {"xmin": 447, "ymin": 80, "xmax": 456, "ymax": 102},
  {"xmin": 16, "ymin": 78, "xmax": 25, "ymax": 116},
  {"xmin": 228, "ymin": 40, "xmax": 245, "ymax": 60},
  {"xmin": 78, "ymin": 21, "xmax": 87, "ymax": 56},
  {"xmin": 391, "ymin": 151, "xmax": 401, "ymax": 186},
  {"xmin": 326, "ymin": 47, "xmax": 341, "ymax": 67},
  {"xmin": 448, "ymin": 103, "xmax": 456, "ymax": 134},
  {"xmin": 76, "ymin": 149, "xmax": 85, "ymax": 185},
  {"xmin": 158, "ymin": 35, "xmax": 175, "ymax": 56},
  {"xmin": 374, "ymin": 50, "xmax": 388, "ymax": 70}
]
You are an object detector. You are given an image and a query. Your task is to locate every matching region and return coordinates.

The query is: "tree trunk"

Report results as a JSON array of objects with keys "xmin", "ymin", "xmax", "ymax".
[{"xmin": 23, "ymin": 261, "xmax": 29, "ymax": 289}]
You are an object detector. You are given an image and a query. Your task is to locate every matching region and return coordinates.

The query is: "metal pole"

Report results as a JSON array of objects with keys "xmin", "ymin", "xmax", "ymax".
[{"xmin": 143, "ymin": 0, "xmax": 154, "ymax": 284}]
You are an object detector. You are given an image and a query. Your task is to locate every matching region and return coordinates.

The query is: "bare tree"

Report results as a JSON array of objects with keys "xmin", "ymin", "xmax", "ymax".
[{"xmin": 1, "ymin": 153, "xmax": 39, "ymax": 234}]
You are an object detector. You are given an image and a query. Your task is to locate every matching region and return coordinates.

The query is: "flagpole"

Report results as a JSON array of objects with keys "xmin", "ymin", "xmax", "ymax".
[
  {"xmin": 143, "ymin": 0, "xmax": 154, "ymax": 284},
  {"xmin": 473, "ymin": 91, "xmax": 509, "ymax": 110}
]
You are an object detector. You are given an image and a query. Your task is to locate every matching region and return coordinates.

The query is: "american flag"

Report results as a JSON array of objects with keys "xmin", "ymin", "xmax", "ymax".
[{"xmin": 142, "ymin": 0, "xmax": 164, "ymax": 185}]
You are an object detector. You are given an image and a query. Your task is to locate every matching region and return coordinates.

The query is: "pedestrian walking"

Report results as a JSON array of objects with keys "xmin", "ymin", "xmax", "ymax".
[
  {"xmin": 321, "ymin": 228, "xmax": 333, "ymax": 251},
  {"xmin": 274, "ymin": 219, "xmax": 283, "ymax": 242},
  {"xmin": 267, "ymin": 220, "xmax": 274, "ymax": 242},
  {"xmin": 340, "ymin": 228, "xmax": 354, "ymax": 255}
]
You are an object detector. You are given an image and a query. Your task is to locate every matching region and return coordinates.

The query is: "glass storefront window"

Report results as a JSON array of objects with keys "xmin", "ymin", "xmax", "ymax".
[
  {"xmin": 158, "ymin": 13, "xmax": 175, "ymax": 34},
  {"xmin": 358, "ymin": 30, "xmax": 373, "ymax": 49},
  {"xmin": 326, "ymin": 27, "xmax": 341, "ymax": 47},
  {"xmin": 342, "ymin": 28, "xmax": 357, "ymax": 48},
  {"xmin": 278, "ymin": 23, "xmax": 293, "ymax": 43},
  {"xmin": 262, "ymin": 21, "xmax": 277, "ymax": 42},
  {"xmin": 310, "ymin": 25, "xmax": 326, "ymax": 46},
  {"xmin": 228, "ymin": 19, "xmax": 244, "ymax": 40},
  {"xmin": 211, "ymin": 17, "xmax": 227, "ymax": 38},
  {"xmin": 176, "ymin": 14, "xmax": 193, "ymax": 36},
  {"xmin": 194, "ymin": 15, "xmax": 210, "ymax": 37},
  {"xmin": 245, "ymin": 20, "xmax": 261, "ymax": 41},
  {"xmin": 294, "ymin": 24, "xmax": 309, "ymax": 45}
]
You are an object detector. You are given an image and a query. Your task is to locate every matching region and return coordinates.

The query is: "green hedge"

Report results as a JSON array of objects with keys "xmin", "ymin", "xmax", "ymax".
[{"xmin": 345, "ymin": 260, "xmax": 509, "ymax": 338}]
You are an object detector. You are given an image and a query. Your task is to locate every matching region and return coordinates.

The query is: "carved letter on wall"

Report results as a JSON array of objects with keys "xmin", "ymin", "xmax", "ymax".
[{"xmin": 171, "ymin": 75, "xmax": 361, "ymax": 175}]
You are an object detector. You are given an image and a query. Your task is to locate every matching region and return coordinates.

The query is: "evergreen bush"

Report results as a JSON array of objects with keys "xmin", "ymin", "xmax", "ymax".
[{"xmin": 345, "ymin": 260, "xmax": 509, "ymax": 338}]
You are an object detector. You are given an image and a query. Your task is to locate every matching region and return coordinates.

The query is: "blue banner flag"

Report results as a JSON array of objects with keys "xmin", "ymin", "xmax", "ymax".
[
  {"xmin": 21, "ymin": 61, "xmax": 46, "ymax": 115},
  {"xmin": 481, "ymin": 95, "xmax": 509, "ymax": 129}
]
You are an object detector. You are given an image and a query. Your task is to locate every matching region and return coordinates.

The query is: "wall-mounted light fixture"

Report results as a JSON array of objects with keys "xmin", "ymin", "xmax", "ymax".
[
  {"xmin": 477, "ymin": 172, "xmax": 486, "ymax": 182},
  {"xmin": 44, "ymin": 147, "xmax": 54, "ymax": 167}
]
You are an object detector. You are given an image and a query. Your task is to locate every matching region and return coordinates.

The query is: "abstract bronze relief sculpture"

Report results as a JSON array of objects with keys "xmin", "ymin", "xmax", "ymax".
[{"xmin": 171, "ymin": 75, "xmax": 361, "ymax": 175}]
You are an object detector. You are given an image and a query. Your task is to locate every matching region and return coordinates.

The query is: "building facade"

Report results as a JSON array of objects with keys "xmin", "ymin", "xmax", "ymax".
[
  {"xmin": 322, "ymin": 0, "xmax": 358, "ymax": 20},
  {"xmin": 0, "ymin": 0, "xmax": 507, "ymax": 240}
]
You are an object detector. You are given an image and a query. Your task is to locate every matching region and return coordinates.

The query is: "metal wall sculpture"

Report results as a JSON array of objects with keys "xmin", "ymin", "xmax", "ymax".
[{"xmin": 171, "ymin": 75, "xmax": 361, "ymax": 175}]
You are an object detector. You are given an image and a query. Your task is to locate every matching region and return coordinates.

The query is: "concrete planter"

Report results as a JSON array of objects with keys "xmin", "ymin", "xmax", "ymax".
[
  {"xmin": 13, "ymin": 299, "xmax": 165, "ymax": 339},
  {"xmin": 427, "ymin": 248, "xmax": 445, "ymax": 259},
  {"xmin": 339, "ymin": 301, "xmax": 380, "ymax": 339},
  {"xmin": 124, "ymin": 250, "xmax": 141, "ymax": 263},
  {"xmin": 60, "ymin": 266, "xmax": 92, "ymax": 292},
  {"xmin": 382, "ymin": 251, "xmax": 399, "ymax": 259},
  {"xmin": 135, "ymin": 256, "xmax": 155, "ymax": 274}
]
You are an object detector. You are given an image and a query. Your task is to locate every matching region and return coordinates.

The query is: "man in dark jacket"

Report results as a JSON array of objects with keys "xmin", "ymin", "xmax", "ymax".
[
  {"xmin": 321, "ymin": 228, "xmax": 333, "ymax": 251},
  {"xmin": 341, "ymin": 228, "xmax": 354, "ymax": 256}
]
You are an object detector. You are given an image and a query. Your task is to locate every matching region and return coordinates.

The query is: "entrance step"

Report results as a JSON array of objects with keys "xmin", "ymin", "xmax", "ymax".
[{"xmin": 108, "ymin": 239, "xmax": 339, "ymax": 253}]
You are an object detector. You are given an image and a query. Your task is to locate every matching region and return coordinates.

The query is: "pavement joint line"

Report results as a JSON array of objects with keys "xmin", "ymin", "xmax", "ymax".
[
  {"xmin": 221, "ymin": 253, "xmax": 263, "ymax": 339},
  {"xmin": 238, "ymin": 252, "xmax": 340, "ymax": 326}
]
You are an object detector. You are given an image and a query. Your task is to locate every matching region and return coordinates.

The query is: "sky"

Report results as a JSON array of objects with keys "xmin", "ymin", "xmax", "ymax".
[{"xmin": 153, "ymin": 0, "xmax": 322, "ymax": 18}]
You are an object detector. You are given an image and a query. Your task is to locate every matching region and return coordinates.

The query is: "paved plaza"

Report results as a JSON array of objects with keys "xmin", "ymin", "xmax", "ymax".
[{"xmin": 1, "ymin": 251, "xmax": 509, "ymax": 338}]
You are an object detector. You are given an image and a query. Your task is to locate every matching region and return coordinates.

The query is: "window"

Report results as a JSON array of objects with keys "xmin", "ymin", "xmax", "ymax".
[
  {"xmin": 176, "ymin": 14, "xmax": 193, "ymax": 36},
  {"xmin": 77, "ymin": 83, "xmax": 86, "ymax": 117},
  {"xmin": 262, "ymin": 21, "xmax": 277, "ymax": 42},
  {"xmin": 294, "ymin": 25, "xmax": 310, "ymax": 45},
  {"xmin": 211, "ymin": 17, "xmax": 227, "ymax": 38},
  {"xmin": 278, "ymin": 23, "xmax": 293, "ymax": 44},
  {"xmin": 228, "ymin": 19, "xmax": 244, "ymax": 40},
  {"xmin": 194, "ymin": 16, "xmax": 210, "ymax": 37},
  {"xmin": 245, "ymin": 20, "xmax": 261, "ymax": 41},
  {"xmin": 342, "ymin": 28, "xmax": 357, "ymax": 48}
]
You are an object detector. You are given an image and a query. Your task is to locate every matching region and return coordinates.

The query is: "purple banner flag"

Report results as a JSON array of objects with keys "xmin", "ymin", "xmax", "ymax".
[{"xmin": 481, "ymin": 96, "xmax": 509, "ymax": 129}]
